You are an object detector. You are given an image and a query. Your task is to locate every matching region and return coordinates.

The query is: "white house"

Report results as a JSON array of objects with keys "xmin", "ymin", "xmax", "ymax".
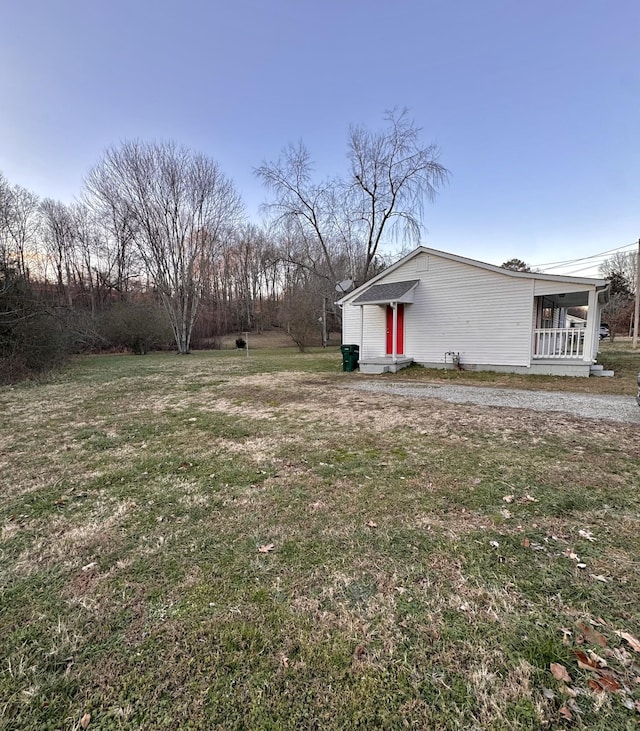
[{"xmin": 336, "ymin": 247, "xmax": 610, "ymax": 377}]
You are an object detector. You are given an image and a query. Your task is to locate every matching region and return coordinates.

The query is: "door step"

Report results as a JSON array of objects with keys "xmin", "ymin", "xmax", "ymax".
[{"xmin": 590, "ymin": 364, "xmax": 614, "ymax": 377}]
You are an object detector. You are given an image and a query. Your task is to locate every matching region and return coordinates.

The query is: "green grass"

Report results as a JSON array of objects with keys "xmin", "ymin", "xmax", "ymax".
[
  {"xmin": 1, "ymin": 348, "xmax": 639, "ymax": 729},
  {"xmin": 390, "ymin": 338, "xmax": 640, "ymax": 396}
]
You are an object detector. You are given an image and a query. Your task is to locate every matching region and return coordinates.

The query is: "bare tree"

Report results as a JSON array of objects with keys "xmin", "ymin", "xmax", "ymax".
[
  {"xmin": 0, "ymin": 181, "xmax": 40, "ymax": 278},
  {"xmin": 346, "ymin": 110, "xmax": 449, "ymax": 284},
  {"xmin": 599, "ymin": 251, "xmax": 637, "ymax": 294},
  {"xmin": 256, "ymin": 109, "xmax": 448, "ymax": 288},
  {"xmin": 0, "ymin": 172, "xmax": 12, "ymax": 269},
  {"xmin": 85, "ymin": 141, "xmax": 244, "ymax": 353},
  {"xmin": 40, "ymin": 199, "xmax": 76, "ymax": 305}
]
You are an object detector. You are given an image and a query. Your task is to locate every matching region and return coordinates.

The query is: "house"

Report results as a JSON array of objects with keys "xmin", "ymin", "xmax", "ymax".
[{"xmin": 336, "ymin": 246, "xmax": 610, "ymax": 377}]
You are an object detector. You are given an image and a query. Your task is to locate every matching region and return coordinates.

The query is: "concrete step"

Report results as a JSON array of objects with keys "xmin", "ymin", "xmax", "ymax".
[{"xmin": 590, "ymin": 367, "xmax": 614, "ymax": 377}]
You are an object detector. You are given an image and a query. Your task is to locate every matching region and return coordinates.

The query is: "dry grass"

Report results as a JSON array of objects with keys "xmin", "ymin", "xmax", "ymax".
[{"xmin": 1, "ymin": 348, "xmax": 639, "ymax": 729}]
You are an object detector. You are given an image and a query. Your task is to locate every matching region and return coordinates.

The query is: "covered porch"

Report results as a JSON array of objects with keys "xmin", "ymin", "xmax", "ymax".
[
  {"xmin": 350, "ymin": 279, "xmax": 418, "ymax": 375},
  {"xmin": 528, "ymin": 282, "xmax": 610, "ymax": 375},
  {"xmin": 532, "ymin": 287, "xmax": 603, "ymax": 360}
]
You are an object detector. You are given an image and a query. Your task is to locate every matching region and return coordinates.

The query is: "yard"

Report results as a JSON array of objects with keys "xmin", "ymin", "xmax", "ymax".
[{"xmin": 1, "ymin": 344, "xmax": 639, "ymax": 729}]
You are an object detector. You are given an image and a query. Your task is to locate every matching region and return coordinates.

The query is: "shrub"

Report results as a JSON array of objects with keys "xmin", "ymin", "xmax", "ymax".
[
  {"xmin": 0, "ymin": 267, "xmax": 70, "ymax": 383},
  {"xmin": 99, "ymin": 301, "xmax": 172, "ymax": 354}
]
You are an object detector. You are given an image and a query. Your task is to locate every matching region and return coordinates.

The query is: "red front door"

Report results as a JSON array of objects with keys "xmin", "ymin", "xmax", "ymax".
[{"xmin": 385, "ymin": 304, "xmax": 404, "ymax": 355}]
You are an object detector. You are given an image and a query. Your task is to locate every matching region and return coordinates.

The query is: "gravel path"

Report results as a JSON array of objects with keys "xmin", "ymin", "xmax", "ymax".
[{"xmin": 349, "ymin": 381, "xmax": 640, "ymax": 425}]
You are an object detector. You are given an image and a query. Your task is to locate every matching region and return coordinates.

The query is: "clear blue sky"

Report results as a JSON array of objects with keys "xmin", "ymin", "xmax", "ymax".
[{"xmin": 1, "ymin": 0, "xmax": 639, "ymax": 275}]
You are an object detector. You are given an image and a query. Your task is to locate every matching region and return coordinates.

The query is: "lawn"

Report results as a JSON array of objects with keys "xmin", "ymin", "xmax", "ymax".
[{"xmin": 1, "ymin": 347, "xmax": 639, "ymax": 730}]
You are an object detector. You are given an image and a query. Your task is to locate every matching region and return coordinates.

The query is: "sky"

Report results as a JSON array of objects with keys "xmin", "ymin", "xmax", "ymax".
[{"xmin": 1, "ymin": 0, "xmax": 639, "ymax": 276}]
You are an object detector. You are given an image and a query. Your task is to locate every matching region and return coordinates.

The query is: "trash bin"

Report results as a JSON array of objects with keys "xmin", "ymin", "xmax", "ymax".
[{"xmin": 341, "ymin": 344, "xmax": 359, "ymax": 372}]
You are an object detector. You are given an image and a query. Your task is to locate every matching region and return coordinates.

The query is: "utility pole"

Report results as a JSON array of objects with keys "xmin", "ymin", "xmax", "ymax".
[
  {"xmin": 634, "ymin": 239, "xmax": 640, "ymax": 349},
  {"xmin": 322, "ymin": 296, "xmax": 328, "ymax": 348}
]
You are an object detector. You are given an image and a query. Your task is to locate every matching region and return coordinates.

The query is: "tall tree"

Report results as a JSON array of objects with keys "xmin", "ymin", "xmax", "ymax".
[
  {"xmin": 256, "ymin": 109, "xmax": 448, "ymax": 288},
  {"xmin": 501, "ymin": 258, "xmax": 531, "ymax": 272},
  {"xmin": 40, "ymin": 199, "xmax": 76, "ymax": 305},
  {"xmin": 85, "ymin": 141, "xmax": 244, "ymax": 353},
  {"xmin": 599, "ymin": 251, "xmax": 637, "ymax": 294},
  {"xmin": 0, "ymin": 181, "xmax": 40, "ymax": 278}
]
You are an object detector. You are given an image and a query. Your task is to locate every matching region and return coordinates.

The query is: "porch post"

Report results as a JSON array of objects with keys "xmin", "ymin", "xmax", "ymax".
[
  {"xmin": 392, "ymin": 301, "xmax": 398, "ymax": 363},
  {"xmin": 583, "ymin": 288, "xmax": 597, "ymax": 362},
  {"xmin": 359, "ymin": 305, "xmax": 364, "ymax": 355}
]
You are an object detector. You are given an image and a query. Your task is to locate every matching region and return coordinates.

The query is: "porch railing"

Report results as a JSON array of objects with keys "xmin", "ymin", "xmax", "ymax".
[{"xmin": 533, "ymin": 328, "xmax": 585, "ymax": 359}]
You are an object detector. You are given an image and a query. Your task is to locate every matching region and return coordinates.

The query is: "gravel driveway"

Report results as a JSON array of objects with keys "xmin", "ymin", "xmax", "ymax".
[{"xmin": 349, "ymin": 381, "xmax": 640, "ymax": 425}]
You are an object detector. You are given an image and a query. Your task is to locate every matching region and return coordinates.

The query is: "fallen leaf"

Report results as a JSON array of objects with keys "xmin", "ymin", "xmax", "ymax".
[
  {"xmin": 257, "ymin": 544, "xmax": 275, "ymax": 553},
  {"xmin": 587, "ymin": 650, "xmax": 608, "ymax": 667},
  {"xmin": 81, "ymin": 562, "xmax": 97, "ymax": 572},
  {"xmin": 522, "ymin": 537, "xmax": 530, "ymax": 548},
  {"xmin": 560, "ymin": 684, "xmax": 578, "ymax": 698},
  {"xmin": 559, "ymin": 705, "xmax": 572, "ymax": 720},
  {"xmin": 366, "ymin": 520, "xmax": 377, "ymax": 528},
  {"xmin": 574, "ymin": 650, "xmax": 598, "ymax": 670},
  {"xmin": 550, "ymin": 662, "xmax": 572, "ymax": 683},
  {"xmin": 80, "ymin": 714, "xmax": 91, "ymax": 729},
  {"xmin": 588, "ymin": 678, "xmax": 603, "ymax": 693},
  {"xmin": 616, "ymin": 631, "xmax": 640, "ymax": 653},
  {"xmin": 578, "ymin": 529, "xmax": 596, "ymax": 542},
  {"xmin": 589, "ymin": 574, "xmax": 609, "ymax": 583},
  {"xmin": 543, "ymin": 687, "xmax": 555, "ymax": 699},
  {"xmin": 523, "ymin": 494, "xmax": 538, "ymax": 502},
  {"xmin": 612, "ymin": 647, "xmax": 633, "ymax": 666},
  {"xmin": 578, "ymin": 530, "xmax": 596, "ymax": 543},
  {"xmin": 576, "ymin": 622, "xmax": 607, "ymax": 648},
  {"xmin": 595, "ymin": 674, "xmax": 620, "ymax": 692},
  {"xmin": 489, "ymin": 540, "xmax": 499, "ymax": 548},
  {"xmin": 576, "ymin": 563, "xmax": 587, "ymax": 569},
  {"xmin": 501, "ymin": 508, "xmax": 512, "ymax": 519},
  {"xmin": 502, "ymin": 494, "xmax": 514, "ymax": 503},
  {"xmin": 280, "ymin": 655, "xmax": 289, "ymax": 668},
  {"xmin": 635, "ymin": 700, "xmax": 640, "ymax": 713}
]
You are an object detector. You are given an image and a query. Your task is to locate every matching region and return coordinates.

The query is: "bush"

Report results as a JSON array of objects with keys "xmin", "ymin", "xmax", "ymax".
[
  {"xmin": 0, "ymin": 268, "xmax": 71, "ymax": 383},
  {"xmin": 235, "ymin": 337, "xmax": 246, "ymax": 349},
  {"xmin": 99, "ymin": 301, "xmax": 173, "ymax": 354}
]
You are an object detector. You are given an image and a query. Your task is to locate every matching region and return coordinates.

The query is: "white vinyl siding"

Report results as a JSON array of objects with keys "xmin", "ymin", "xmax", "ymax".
[
  {"xmin": 342, "ymin": 302, "xmax": 387, "ymax": 357},
  {"xmin": 342, "ymin": 253, "xmax": 535, "ymax": 366},
  {"xmin": 534, "ymin": 280, "xmax": 591, "ymax": 296}
]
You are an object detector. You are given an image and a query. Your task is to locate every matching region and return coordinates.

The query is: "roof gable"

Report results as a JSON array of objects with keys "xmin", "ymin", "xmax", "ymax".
[{"xmin": 336, "ymin": 246, "xmax": 608, "ymax": 305}]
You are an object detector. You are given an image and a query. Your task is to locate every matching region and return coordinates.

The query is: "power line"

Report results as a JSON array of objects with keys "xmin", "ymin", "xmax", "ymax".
[{"xmin": 532, "ymin": 240, "xmax": 638, "ymax": 270}]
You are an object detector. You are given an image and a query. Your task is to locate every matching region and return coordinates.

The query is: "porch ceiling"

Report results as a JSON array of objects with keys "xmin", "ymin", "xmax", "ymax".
[{"xmin": 544, "ymin": 292, "xmax": 590, "ymax": 308}]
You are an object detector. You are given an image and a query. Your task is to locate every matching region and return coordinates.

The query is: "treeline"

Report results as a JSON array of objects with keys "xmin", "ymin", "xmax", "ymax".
[{"xmin": 1, "ymin": 111, "xmax": 449, "ymax": 381}]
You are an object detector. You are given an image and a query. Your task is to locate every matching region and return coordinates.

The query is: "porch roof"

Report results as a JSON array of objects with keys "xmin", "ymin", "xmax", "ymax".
[{"xmin": 352, "ymin": 279, "xmax": 419, "ymax": 305}]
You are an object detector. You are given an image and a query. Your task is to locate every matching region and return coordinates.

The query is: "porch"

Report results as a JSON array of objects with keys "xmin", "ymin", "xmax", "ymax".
[
  {"xmin": 358, "ymin": 356, "xmax": 414, "ymax": 375},
  {"xmin": 532, "ymin": 327, "xmax": 587, "ymax": 359},
  {"xmin": 530, "ymin": 284, "xmax": 608, "ymax": 373}
]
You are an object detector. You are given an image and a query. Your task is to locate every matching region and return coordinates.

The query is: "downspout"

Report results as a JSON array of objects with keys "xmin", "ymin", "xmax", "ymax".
[{"xmin": 360, "ymin": 305, "xmax": 364, "ymax": 356}]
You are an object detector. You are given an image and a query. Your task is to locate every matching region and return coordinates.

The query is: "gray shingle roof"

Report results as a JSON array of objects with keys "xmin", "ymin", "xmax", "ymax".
[{"xmin": 352, "ymin": 279, "xmax": 419, "ymax": 304}]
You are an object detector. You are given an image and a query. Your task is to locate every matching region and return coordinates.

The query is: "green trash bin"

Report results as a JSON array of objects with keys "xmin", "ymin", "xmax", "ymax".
[{"xmin": 341, "ymin": 344, "xmax": 359, "ymax": 372}]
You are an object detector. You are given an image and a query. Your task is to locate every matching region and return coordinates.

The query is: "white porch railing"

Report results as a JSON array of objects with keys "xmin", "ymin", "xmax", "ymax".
[{"xmin": 533, "ymin": 328, "xmax": 585, "ymax": 359}]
